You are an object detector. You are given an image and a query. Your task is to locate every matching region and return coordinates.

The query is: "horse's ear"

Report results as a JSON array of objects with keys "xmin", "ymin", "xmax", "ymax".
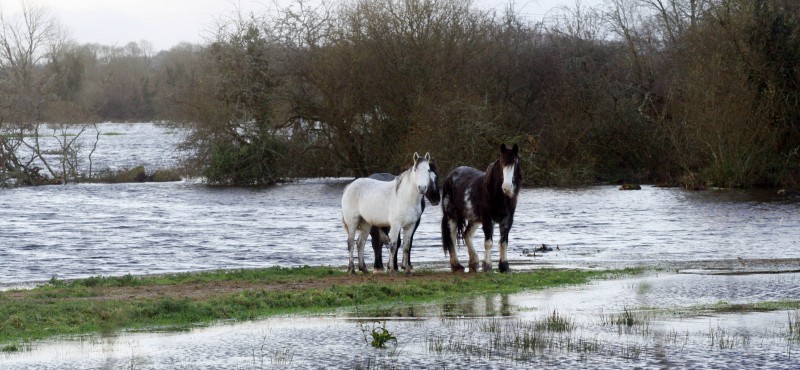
[
  {"xmin": 512, "ymin": 143, "xmax": 519, "ymax": 155},
  {"xmin": 424, "ymin": 152, "xmax": 430, "ymax": 161},
  {"xmin": 500, "ymin": 143, "xmax": 508, "ymax": 153},
  {"xmin": 413, "ymin": 152, "xmax": 420, "ymax": 164}
]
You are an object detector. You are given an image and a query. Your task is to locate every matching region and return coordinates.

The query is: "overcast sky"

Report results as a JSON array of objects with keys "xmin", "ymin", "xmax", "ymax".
[{"xmin": 2, "ymin": 0, "xmax": 596, "ymax": 52}]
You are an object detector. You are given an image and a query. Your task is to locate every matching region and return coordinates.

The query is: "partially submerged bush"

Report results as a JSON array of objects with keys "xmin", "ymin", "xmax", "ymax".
[{"xmin": 90, "ymin": 166, "xmax": 182, "ymax": 183}]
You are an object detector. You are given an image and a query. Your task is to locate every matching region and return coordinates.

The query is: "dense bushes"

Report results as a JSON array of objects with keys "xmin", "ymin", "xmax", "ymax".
[{"xmin": 3, "ymin": 0, "xmax": 799, "ymax": 187}]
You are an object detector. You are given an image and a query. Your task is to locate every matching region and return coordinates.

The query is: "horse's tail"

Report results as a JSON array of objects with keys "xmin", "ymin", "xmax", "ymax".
[
  {"xmin": 441, "ymin": 215, "xmax": 451, "ymax": 255},
  {"xmin": 455, "ymin": 218, "xmax": 465, "ymax": 247},
  {"xmin": 441, "ymin": 174, "xmax": 464, "ymax": 255},
  {"xmin": 442, "ymin": 215, "xmax": 465, "ymax": 256},
  {"xmin": 341, "ymin": 214, "xmax": 349, "ymax": 250}
]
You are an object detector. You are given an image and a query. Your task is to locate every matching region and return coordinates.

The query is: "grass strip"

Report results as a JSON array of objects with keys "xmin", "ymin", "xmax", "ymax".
[
  {"xmin": 0, "ymin": 266, "xmax": 639, "ymax": 347},
  {"xmin": 677, "ymin": 300, "xmax": 800, "ymax": 314}
]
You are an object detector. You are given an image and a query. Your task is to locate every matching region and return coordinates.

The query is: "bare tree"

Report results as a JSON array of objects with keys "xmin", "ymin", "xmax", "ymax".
[{"xmin": 0, "ymin": 0, "xmax": 90, "ymax": 186}]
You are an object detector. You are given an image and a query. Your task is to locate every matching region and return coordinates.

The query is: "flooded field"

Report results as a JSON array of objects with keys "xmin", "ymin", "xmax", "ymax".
[
  {"xmin": 3, "ymin": 271, "xmax": 800, "ymax": 368},
  {"xmin": 2, "ymin": 122, "xmax": 800, "ymax": 368},
  {"xmin": 3, "ymin": 169, "xmax": 799, "ymax": 285}
]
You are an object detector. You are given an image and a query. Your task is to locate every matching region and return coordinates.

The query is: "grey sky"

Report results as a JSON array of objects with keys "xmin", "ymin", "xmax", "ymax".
[{"xmin": 2, "ymin": 0, "xmax": 600, "ymax": 52}]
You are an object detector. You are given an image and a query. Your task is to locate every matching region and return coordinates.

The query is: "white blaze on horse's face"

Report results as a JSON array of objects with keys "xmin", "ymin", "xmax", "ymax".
[
  {"xmin": 413, "ymin": 152, "xmax": 431, "ymax": 195},
  {"xmin": 501, "ymin": 160, "xmax": 516, "ymax": 198}
]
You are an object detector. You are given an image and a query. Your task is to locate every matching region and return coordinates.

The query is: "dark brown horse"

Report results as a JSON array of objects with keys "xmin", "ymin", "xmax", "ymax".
[
  {"xmin": 368, "ymin": 161, "xmax": 440, "ymax": 272},
  {"xmin": 441, "ymin": 143, "xmax": 521, "ymax": 273}
]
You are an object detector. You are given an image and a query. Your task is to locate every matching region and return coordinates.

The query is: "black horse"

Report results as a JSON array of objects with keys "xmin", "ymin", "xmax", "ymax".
[
  {"xmin": 441, "ymin": 143, "xmax": 521, "ymax": 273},
  {"xmin": 368, "ymin": 161, "xmax": 440, "ymax": 272}
]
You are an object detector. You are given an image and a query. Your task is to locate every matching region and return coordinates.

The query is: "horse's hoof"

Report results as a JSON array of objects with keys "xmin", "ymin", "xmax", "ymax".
[
  {"xmin": 348, "ymin": 270, "xmax": 355, "ymax": 276},
  {"xmin": 451, "ymin": 264, "xmax": 465, "ymax": 273},
  {"xmin": 468, "ymin": 262, "xmax": 480, "ymax": 273},
  {"xmin": 499, "ymin": 261, "xmax": 510, "ymax": 273},
  {"xmin": 373, "ymin": 267, "xmax": 385, "ymax": 274},
  {"xmin": 482, "ymin": 262, "xmax": 492, "ymax": 272},
  {"xmin": 404, "ymin": 269, "xmax": 413, "ymax": 277},
  {"xmin": 359, "ymin": 265, "xmax": 369, "ymax": 274}
]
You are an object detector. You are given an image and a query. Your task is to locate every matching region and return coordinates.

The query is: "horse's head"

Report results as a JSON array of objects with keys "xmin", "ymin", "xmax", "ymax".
[
  {"xmin": 499, "ymin": 143, "xmax": 521, "ymax": 198},
  {"xmin": 412, "ymin": 152, "xmax": 432, "ymax": 195},
  {"xmin": 426, "ymin": 161, "xmax": 441, "ymax": 206}
]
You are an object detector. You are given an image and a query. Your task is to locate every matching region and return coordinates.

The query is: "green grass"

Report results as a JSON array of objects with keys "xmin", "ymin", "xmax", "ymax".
[
  {"xmin": 678, "ymin": 300, "xmax": 800, "ymax": 314},
  {"xmin": 44, "ymin": 265, "xmax": 339, "ymax": 289},
  {"xmin": 0, "ymin": 266, "xmax": 638, "ymax": 346}
]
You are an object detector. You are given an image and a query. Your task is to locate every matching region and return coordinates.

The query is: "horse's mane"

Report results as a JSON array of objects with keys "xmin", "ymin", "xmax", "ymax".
[
  {"xmin": 394, "ymin": 172, "xmax": 405, "ymax": 193},
  {"xmin": 394, "ymin": 164, "xmax": 413, "ymax": 193},
  {"xmin": 483, "ymin": 160, "xmax": 500, "ymax": 191}
]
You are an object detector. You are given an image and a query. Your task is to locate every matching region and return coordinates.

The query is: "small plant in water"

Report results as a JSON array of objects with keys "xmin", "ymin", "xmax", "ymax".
[
  {"xmin": 536, "ymin": 310, "xmax": 574, "ymax": 332},
  {"xmin": 600, "ymin": 307, "xmax": 651, "ymax": 334},
  {"xmin": 789, "ymin": 310, "xmax": 800, "ymax": 341},
  {"xmin": 616, "ymin": 307, "xmax": 636, "ymax": 327},
  {"xmin": 360, "ymin": 321, "xmax": 397, "ymax": 348},
  {"xmin": 708, "ymin": 324, "xmax": 750, "ymax": 349},
  {"xmin": 1, "ymin": 344, "xmax": 20, "ymax": 352}
]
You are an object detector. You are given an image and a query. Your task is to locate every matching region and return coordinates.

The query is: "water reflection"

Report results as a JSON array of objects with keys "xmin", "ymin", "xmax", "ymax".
[
  {"xmin": 4, "ymin": 272, "xmax": 800, "ymax": 369},
  {"xmin": 350, "ymin": 294, "xmax": 513, "ymax": 319}
]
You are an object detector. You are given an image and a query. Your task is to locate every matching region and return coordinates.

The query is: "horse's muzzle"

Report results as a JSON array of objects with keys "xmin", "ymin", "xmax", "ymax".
[
  {"xmin": 502, "ymin": 184, "xmax": 515, "ymax": 198},
  {"xmin": 418, "ymin": 185, "xmax": 428, "ymax": 194}
]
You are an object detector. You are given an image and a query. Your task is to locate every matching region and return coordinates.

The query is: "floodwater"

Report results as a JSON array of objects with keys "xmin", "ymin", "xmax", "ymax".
[
  {"xmin": 2, "ymin": 122, "xmax": 800, "ymax": 368},
  {"xmin": 4, "ymin": 272, "xmax": 800, "ymax": 369}
]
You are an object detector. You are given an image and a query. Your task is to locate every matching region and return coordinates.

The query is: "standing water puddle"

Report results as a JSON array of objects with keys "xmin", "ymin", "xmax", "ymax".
[{"xmin": 3, "ymin": 271, "xmax": 800, "ymax": 368}]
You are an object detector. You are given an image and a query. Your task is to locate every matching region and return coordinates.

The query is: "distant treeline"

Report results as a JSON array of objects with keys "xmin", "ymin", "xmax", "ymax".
[{"xmin": 1, "ymin": 0, "xmax": 799, "ymax": 188}]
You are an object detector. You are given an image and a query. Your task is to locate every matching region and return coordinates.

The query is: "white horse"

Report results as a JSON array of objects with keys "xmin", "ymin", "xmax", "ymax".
[{"xmin": 341, "ymin": 152, "xmax": 432, "ymax": 275}]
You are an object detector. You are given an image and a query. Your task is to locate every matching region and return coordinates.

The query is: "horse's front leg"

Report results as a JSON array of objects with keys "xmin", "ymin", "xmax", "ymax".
[
  {"xmin": 386, "ymin": 225, "xmax": 401, "ymax": 274},
  {"xmin": 400, "ymin": 224, "xmax": 415, "ymax": 276},
  {"xmin": 481, "ymin": 221, "xmax": 494, "ymax": 272},
  {"xmin": 403, "ymin": 216, "xmax": 422, "ymax": 272},
  {"xmin": 498, "ymin": 218, "xmax": 512, "ymax": 273}
]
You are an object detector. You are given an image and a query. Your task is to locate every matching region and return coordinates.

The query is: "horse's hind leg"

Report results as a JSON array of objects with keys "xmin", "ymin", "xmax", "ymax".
[
  {"xmin": 343, "ymin": 219, "xmax": 357, "ymax": 275},
  {"xmin": 356, "ymin": 225, "xmax": 370, "ymax": 274},
  {"xmin": 370, "ymin": 226, "xmax": 384, "ymax": 272},
  {"xmin": 442, "ymin": 215, "xmax": 464, "ymax": 273},
  {"xmin": 463, "ymin": 222, "xmax": 480, "ymax": 273}
]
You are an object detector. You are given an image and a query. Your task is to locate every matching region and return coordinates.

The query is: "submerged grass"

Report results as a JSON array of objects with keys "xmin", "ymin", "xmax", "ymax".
[
  {"xmin": 0, "ymin": 266, "xmax": 638, "ymax": 346},
  {"xmin": 696, "ymin": 300, "xmax": 800, "ymax": 313}
]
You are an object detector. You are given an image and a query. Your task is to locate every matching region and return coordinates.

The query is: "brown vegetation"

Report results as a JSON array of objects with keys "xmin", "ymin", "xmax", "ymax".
[{"xmin": 1, "ymin": 0, "xmax": 799, "ymax": 188}]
